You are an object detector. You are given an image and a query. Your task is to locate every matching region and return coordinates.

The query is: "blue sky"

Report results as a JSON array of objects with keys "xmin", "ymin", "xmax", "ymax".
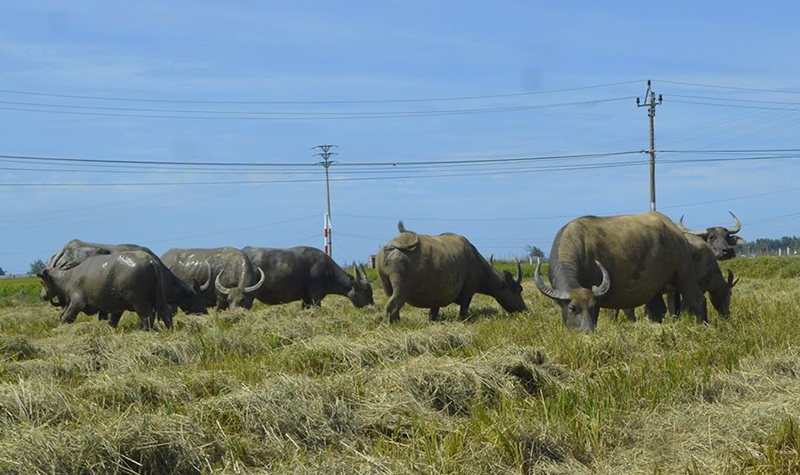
[{"xmin": 1, "ymin": 1, "xmax": 799, "ymax": 274}]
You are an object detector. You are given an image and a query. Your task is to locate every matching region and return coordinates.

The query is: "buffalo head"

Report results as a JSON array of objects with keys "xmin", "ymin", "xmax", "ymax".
[
  {"xmin": 534, "ymin": 258, "xmax": 610, "ymax": 332},
  {"xmin": 678, "ymin": 211, "xmax": 745, "ymax": 260},
  {"xmin": 214, "ymin": 267, "xmax": 266, "ymax": 310},
  {"xmin": 347, "ymin": 264, "xmax": 374, "ymax": 308},
  {"xmin": 181, "ymin": 262, "xmax": 212, "ymax": 315},
  {"xmin": 491, "ymin": 260, "xmax": 527, "ymax": 313},
  {"xmin": 709, "ymin": 269, "xmax": 739, "ymax": 317},
  {"xmin": 37, "ymin": 269, "xmax": 68, "ymax": 308}
]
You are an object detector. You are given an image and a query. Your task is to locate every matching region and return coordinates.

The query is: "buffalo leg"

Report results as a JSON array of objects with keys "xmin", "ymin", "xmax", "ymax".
[
  {"xmin": 623, "ymin": 308, "xmax": 636, "ymax": 322},
  {"xmin": 667, "ymin": 292, "xmax": 681, "ymax": 316},
  {"xmin": 98, "ymin": 312, "xmax": 109, "ymax": 321},
  {"xmin": 458, "ymin": 295, "xmax": 473, "ymax": 320},
  {"xmin": 108, "ymin": 312, "xmax": 124, "ymax": 328},
  {"xmin": 644, "ymin": 295, "xmax": 666, "ymax": 323},
  {"xmin": 60, "ymin": 302, "xmax": 82, "ymax": 324},
  {"xmin": 428, "ymin": 307, "xmax": 440, "ymax": 321},
  {"xmin": 385, "ymin": 275, "xmax": 406, "ymax": 323},
  {"xmin": 385, "ymin": 295, "xmax": 404, "ymax": 323},
  {"xmin": 680, "ymin": 285, "xmax": 708, "ymax": 323}
]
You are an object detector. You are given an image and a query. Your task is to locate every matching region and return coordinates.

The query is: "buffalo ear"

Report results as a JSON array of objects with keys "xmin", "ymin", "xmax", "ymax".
[
  {"xmin": 734, "ymin": 236, "xmax": 747, "ymax": 244},
  {"xmin": 37, "ymin": 270, "xmax": 49, "ymax": 280}
]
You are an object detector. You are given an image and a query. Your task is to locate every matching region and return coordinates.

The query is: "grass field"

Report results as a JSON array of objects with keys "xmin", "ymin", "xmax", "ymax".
[{"xmin": 0, "ymin": 258, "xmax": 799, "ymax": 473}]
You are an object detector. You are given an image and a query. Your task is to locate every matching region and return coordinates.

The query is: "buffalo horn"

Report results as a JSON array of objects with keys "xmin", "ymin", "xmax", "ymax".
[
  {"xmin": 727, "ymin": 269, "xmax": 740, "ymax": 288},
  {"xmin": 677, "ymin": 215, "xmax": 708, "ymax": 237},
  {"xmin": 359, "ymin": 263, "xmax": 369, "ymax": 283},
  {"xmin": 489, "ymin": 254, "xmax": 494, "ymax": 267},
  {"xmin": 534, "ymin": 257, "xmax": 571, "ymax": 301},
  {"xmin": 591, "ymin": 260, "xmax": 611, "ymax": 297},
  {"xmin": 728, "ymin": 211, "xmax": 742, "ymax": 234},
  {"xmin": 515, "ymin": 260, "xmax": 523, "ymax": 284},
  {"xmin": 244, "ymin": 267, "xmax": 266, "ymax": 294},
  {"xmin": 215, "ymin": 271, "xmax": 232, "ymax": 295},
  {"xmin": 198, "ymin": 262, "xmax": 212, "ymax": 292}
]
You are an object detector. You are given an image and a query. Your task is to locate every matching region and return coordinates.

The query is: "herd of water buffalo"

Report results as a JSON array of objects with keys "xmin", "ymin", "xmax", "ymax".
[{"xmin": 36, "ymin": 211, "xmax": 744, "ymax": 333}]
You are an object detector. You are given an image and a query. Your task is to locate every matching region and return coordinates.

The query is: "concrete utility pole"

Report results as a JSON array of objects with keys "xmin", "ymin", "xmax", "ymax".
[
  {"xmin": 636, "ymin": 80, "xmax": 663, "ymax": 212},
  {"xmin": 314, "ymin": 144, "xmax": 337, "ymax": 257}
]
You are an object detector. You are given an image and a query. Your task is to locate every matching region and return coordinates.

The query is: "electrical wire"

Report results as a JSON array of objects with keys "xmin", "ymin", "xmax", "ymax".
[
  {"xmin": 0, "ymin": 97, "xmax": 636, "ymax": 120},
  {"xmin": 0, "ymin": 80, "xmax": 643, "ymax": 105},
  {"xmin": 656, "ymin": 79, "xmax": 800, "ymax": 94}
]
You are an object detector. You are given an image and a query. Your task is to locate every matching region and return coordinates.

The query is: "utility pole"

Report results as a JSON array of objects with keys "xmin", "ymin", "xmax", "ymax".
[
  {"xmin": 636, "ymin": 80, "xmax": 663, "ymax": 212},
  {"xmin": 314, "ymin": 144, "xmax": 337, "ymax": 257}
]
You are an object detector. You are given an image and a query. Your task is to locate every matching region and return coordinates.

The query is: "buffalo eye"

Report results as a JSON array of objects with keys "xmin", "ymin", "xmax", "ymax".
[
  {"xmin": 568, "ymin": 304, "xmax": 578, "ymax": 314},
  {"xmin": 708, "ymin": 235, "xmax": 716, "ymax": 241}
]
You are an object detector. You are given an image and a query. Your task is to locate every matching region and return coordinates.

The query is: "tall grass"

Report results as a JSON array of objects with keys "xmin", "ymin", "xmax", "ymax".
[{"xmin": 0, "ymin": 258, "xmax": 798, "ymax": 473}]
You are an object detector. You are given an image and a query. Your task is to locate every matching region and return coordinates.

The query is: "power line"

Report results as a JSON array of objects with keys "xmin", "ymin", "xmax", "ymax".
[
  {"xmin": 656, "ymin": 79, "xmax": 800, "ymax": 95},
  {"xmin": 0, "ymin": 80, "xmax": 643, "ymax": 105},
  {"xmin": 4, "ymin": 153, "xmax": 800, "ymax": 188},
  {"xmin": 0, "ymin": 153, "xmax": 314, "ymax": 167},
  {"xmin": 0, "ymin": 97, "xmax": 636, "ymax": 121},
  {"xmin": 670, "ymin": 99, "xmax": 800, "ymax": 112},
  {"xmin": 0, "ymin": 150, "xmax": 642, "ymax": 168},
  {"xmin": 668, "ymin": 94, "xmax": 800, "ymax": 106}
]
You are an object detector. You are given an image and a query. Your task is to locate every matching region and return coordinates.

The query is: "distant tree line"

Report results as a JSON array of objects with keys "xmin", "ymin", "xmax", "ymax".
[{"xmin": 738, "ymin": 236, "xmax": 800, "ymax": 256}]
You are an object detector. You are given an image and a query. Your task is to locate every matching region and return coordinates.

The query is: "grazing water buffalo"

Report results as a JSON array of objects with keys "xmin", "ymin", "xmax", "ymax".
[
  {"xmin": 616, "ymin": 212, "xmax": 745, "ymax": 320},
  {"xmin": 678, "ymin": 211, "xmax": 745, "ymax": 260},
  {"xmin": 46, "ymin": 239, "xmax": 210, "ymax": 315},
  {"xmin": 376, "ymin": 221, "xmax": 527, "ymax": 322},
  {"xmin": 614, "ymin": 233, "xmax": 740, "ymax": 322},
  {"xmin": 535, "ymin": 212, "xmax": 707, "ymax": 332},
  {"xmin": 683, "ymin": 234, "xmax": 739, "ymax": 316},
  {"xmin": 242, "ymin": 246, "xmax": 373, "ymax": 308},
  {"xmin": 38, "ymin": 251, "xmax": 172, "ymax": 330},
  {"xmin": 161, "ymin": 247, "xmax": 265, "ymax": 310}
]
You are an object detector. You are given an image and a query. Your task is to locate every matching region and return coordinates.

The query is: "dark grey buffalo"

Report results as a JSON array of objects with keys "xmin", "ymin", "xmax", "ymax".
[
  {"xmin": 683, "ymin": 234, "xmax": 739, "ymax": 316},
  {"xmin": 38, "ymin": 251, "xmax": 172, "ymax": 330},
  {"xmin": 535, "ymin": 212, "xmax": 707, "ymax": 332},
  {"xmin": 242, "ymin": 246, "xmax": 373, "ymax": 308},
  {"xmin": 161, "ymin": 247, "xmax": 266, "ymax": 310},
  {"xmin": 678, "ymin": 211, "xmax": 745, "ymax": 260},
  {"xmin": 46, "ymin": 239, "xmax": 210, "ymax": 315},
  {"xmin": 376, "ymin": 221, "xmax": 527, "ymax": 322}
]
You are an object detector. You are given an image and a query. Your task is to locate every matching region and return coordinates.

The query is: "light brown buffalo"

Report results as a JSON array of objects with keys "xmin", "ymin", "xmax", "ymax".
[{"xmin": 377, "ymin": 221, "xmax": 527, "ymax": 322}]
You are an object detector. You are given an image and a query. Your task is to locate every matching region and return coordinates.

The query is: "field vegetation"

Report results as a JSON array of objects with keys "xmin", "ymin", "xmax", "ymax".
[{"xmin": 0, "ymin": 257, "xmax": 799, "ymax": 473}]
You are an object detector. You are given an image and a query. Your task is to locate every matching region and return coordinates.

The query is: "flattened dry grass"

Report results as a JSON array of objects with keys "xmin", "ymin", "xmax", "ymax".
[{"xmin": 0, "ymin": 270, "xmax": 799, "ymax": 473}]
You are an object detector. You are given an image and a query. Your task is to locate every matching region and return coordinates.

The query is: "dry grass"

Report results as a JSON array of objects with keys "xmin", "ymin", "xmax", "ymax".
[{"xmin": 0, "ymin": 265, "xmax": 799, "ymax": 473}]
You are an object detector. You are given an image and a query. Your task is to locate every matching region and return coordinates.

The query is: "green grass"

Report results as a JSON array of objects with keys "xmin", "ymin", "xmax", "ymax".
[
  {"xmin": 0, "ymin": 276, "xmax": 40, "ymax": 307},
  {"xmin": 0, "ymin": 258, "xmax": 799, "ymax": 473},
  {"xmin": 722, "ymin": 255, "xmax": 800, "ymax": 279}
]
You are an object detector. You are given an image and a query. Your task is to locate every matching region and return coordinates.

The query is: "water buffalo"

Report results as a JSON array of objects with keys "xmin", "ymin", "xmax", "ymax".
[
  {"xmin": 37, "ymin": 251, "xmax": 172, "ymax": 330},
  {"xmin": 614, "ymin": 233, "xmax": 740, "ymax": 322},
  {"xmin": 242, "ymin": 246, "xmax": 373, "ymax": 308},
  {"xmin": 678, "ymin": 211, "xmax": 745, "ymax": 260},
  {"xmin": 616, "ymin": 212, "xmax": 745, "ymax": 320},
  {"xmin": 535, "ymin": 212, "xmax": 707, "ymax": 332},
  {"xmin": 683, "ymin": 234, "xmax": 739, "ymax": 316},
  {"xmin": 376, "ymin": 221, "xmax": 527, "ymax": 322},
  {"xmin": 46, "ymin": 239, "xmax": 210, "ymax": 315},
  {"xmin": 161, "ymin": 247, "xmax": 266, "ymax": 310}
]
